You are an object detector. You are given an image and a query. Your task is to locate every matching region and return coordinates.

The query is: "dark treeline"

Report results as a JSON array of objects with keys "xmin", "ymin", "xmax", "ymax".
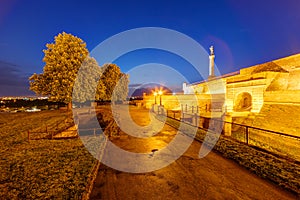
[{"xmin": 0, "ymin": 99, "xmax": 66, "ymax": 108}]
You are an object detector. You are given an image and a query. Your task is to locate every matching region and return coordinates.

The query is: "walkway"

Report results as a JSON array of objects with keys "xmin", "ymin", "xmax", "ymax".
[{"xmin": 89, "ymin": 106, "xmax": 296, "ymax": 200}]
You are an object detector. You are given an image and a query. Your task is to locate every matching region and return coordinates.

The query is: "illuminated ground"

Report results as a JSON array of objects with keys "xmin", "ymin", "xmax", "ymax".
[{"xmin": 89, "ymin": 106, "xmax": 296, "ymax": 199}]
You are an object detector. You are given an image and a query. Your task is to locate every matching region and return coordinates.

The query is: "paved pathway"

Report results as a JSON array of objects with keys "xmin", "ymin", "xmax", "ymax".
[{"xmin": 89, "ymin": 106, "xmax": 297, "ymax": 200}]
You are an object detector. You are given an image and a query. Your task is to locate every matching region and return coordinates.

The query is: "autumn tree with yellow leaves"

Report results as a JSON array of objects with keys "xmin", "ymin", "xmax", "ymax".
[
  {"xmin": 72, "ymin": 56, "xmax": 105, "ymax": 103},
  {"xmin": 29, "ymin": 32, "xmax": 129, "ymax": 108},
  {"xmin": 29, "ymin": 32, "xmax": 89, "ymax": 108},
  {"xmin": 101, "ymin": 63, "xmax": 129, "ymax": 102}
]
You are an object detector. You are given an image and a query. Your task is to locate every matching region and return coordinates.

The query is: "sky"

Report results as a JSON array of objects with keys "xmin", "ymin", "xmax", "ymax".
[{"xmin": 1, "ymin": 0, "xmax": 300, "ymax": 96}]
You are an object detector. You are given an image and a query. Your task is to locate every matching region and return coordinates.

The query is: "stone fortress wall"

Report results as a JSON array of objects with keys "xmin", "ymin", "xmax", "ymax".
[
  {"xmin": 143, "ymin": 52, "xmax": 300, "ymax": 135},
  {"xmin": 182, "ymin": 53, "xmax": 300, "ymax": 113}
]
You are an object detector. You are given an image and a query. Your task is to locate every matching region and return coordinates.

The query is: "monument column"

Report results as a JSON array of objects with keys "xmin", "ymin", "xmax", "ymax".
[{"xmin": 208, "ymin": 46, "xmax": 215, "ymax": 80}]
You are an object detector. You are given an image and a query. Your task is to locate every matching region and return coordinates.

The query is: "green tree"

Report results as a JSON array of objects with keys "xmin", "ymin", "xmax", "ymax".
[
  {"xmin": 72, "ymin": 57, "xmax": 105, "ymax": 103},
  {"xmin": 101, "ymin": 63, "xmax": 129, "ymax": 102},
  {"xmin": 29, "ymin": 32, "xmax": 89, "ymax": 108}
]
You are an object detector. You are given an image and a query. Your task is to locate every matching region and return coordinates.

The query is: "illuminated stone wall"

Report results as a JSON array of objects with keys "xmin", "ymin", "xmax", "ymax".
[
  {"xmin": 264, "ymin": 90, "xmax": 300, "ymax": 103},
  {"xmin": 144, "ymin": 53, "xmax": 300, "ymax": 116},
  {"xmin": 273, "ymin": 53, "xmax": 300, "ymax": 71},
  {"xmin": 143, "ymin": 93, "xmax": 225, "ymax": 112},
  {"xmin": 225, "ymin": 72, "xmax": 279, "ymax": 113}
]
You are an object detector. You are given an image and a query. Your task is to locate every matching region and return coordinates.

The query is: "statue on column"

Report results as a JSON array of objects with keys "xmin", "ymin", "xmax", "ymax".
[
  {"xmin": 208, "ymin": 45, "xmax": 215, "ymax": 79},
  {"xmin": 209, "ymin": 46, "xmax": 214, "ymax": 56}
]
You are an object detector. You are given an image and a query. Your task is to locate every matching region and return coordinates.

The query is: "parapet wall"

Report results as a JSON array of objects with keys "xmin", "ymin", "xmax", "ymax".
[
  {"xmin": 264, "ymin": 90, "xmax": 300, "ymax": 104},
  {"xmin": 143, "ymin": 94, "xmax": 225, "ymax": 110},
  {"xmin": 239, "ymin": 53, "xmax": 300, "ymax": 75},
  {"xmin": 273, "ymin": 53, "xmax": 300, "ymax": 71}
]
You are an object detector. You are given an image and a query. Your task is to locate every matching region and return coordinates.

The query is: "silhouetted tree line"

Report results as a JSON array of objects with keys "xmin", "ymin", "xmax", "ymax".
[{"xmin": 0, "ymin": 99, "xmax": 65, "ymax": 108}]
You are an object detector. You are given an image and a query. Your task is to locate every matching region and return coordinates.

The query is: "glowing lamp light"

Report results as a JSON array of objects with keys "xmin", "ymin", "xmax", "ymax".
[
  {"xmin": 158, "ymin": 90, "xmax": 163, "ymax": 105},
  {"xmin": 153, "ymin": 90, "xmax": 163, "ymax": 105},
  {"xmin": 153, "ymin": 91, "xmax": 158, "ymax": 104}
]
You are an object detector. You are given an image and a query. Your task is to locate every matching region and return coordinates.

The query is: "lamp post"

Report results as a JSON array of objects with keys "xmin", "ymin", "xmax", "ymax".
[
  {"xmin": 158, "ymin": 90, "xmax": 163, "ymax": 106},
  {"xmin": 153, "ymin": 92, "xmax": 157, "ymax": 104}
]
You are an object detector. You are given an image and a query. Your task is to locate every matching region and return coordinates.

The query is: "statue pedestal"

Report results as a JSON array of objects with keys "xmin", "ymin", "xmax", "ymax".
[{"xmin": 208, "ymin": 75, "xmax": 216, "ymax": 80}]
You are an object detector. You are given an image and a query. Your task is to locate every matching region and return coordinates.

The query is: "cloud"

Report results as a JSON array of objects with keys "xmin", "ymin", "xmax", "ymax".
[
  {"xmin": 0, "ymin": 85, "xmax": 34, "ymax": 97},
  {"xmin": 0, "ymin": 60, "xmax": 27, "ymax": 85},
  {"xmin": 128, "ymin": 83, "xmax": 143, "ymax": 88},
  {"xmin": 0, "ymin": 60, "xmax": 33, "ymax": 96}
]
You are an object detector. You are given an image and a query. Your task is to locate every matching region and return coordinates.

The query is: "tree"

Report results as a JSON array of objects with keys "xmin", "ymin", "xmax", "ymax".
[
  {"xmin": 101, "ymin": 63, "xmax": 129, "ymax": 102},
  {"xmin": 72, "ymin": 57, "xmax": 105, "ymax": 103},
  {"xmin": 29, "ymin": 32, "xmax": 89, "ymax": 108},
  {"xmin": 112, "ymin": 73, "xmax": 129, "ymax": 102},
  {"xmin": 29, "ymin": 32, "xmax": 129, "ymax": 107}
]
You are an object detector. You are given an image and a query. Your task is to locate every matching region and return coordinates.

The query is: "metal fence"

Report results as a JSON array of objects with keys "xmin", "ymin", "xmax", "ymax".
[
  {"xmin": 28, "ymin": 121, "xmax": 74, "ymax": 140},
  {"xmin": 164, "ymin": 106, "xmax": 300, "ymax": 161}
]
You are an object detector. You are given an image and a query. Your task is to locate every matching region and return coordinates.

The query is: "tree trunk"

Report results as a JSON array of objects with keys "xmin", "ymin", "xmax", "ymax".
[{"xmin": 67, "ymin": 102, "xmax": 72, "ymax": 110}]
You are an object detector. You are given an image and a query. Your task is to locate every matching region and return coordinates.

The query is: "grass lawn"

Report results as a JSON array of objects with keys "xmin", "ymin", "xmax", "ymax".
[{"xmin": 0, "ymin": 110, "xmax": 97, "ymax": 199}]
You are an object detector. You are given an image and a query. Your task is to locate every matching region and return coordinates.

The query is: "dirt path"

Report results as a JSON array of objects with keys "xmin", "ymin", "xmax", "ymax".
[{"xmin": 89, "ymin": 106, "xmax": 297, "ymax": 200}]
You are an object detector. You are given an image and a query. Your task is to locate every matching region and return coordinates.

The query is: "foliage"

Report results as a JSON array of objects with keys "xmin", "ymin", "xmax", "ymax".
[
  {"xmin": 72, "ymin": 57, "xmax": 105, "ymax": 103},
  {"xmin": 112, "ymin": 73, "xmax": 129, "ymax": 102},
  {"xmin": 72, "ymin": 61, "xmax": 129, "ymax": 103},
  {"xmin": 101, "ymin": 63, "xmax": 129, "ymax": 101},
  {"xmin": 29, "ymin": 32, "xmax": 89, "ymax": 103},
  {"xmin": 29, "ymin": 32, "xmax": 129, "ymax": 104}
]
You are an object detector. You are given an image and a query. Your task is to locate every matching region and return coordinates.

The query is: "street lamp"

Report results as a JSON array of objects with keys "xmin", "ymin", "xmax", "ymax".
[
  {"xmin": 158, "ymin": 90, "xmax": 163, "ymax": 106},
  {"xmin": 153, "ymin": 92, "xmax": 157, "ymax": 104}
]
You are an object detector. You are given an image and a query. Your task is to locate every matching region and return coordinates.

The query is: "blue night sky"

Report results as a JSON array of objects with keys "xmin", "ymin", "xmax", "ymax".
[{"xmin": 1, "ymin": 0, "xmax": 300, "ymax": 96}]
